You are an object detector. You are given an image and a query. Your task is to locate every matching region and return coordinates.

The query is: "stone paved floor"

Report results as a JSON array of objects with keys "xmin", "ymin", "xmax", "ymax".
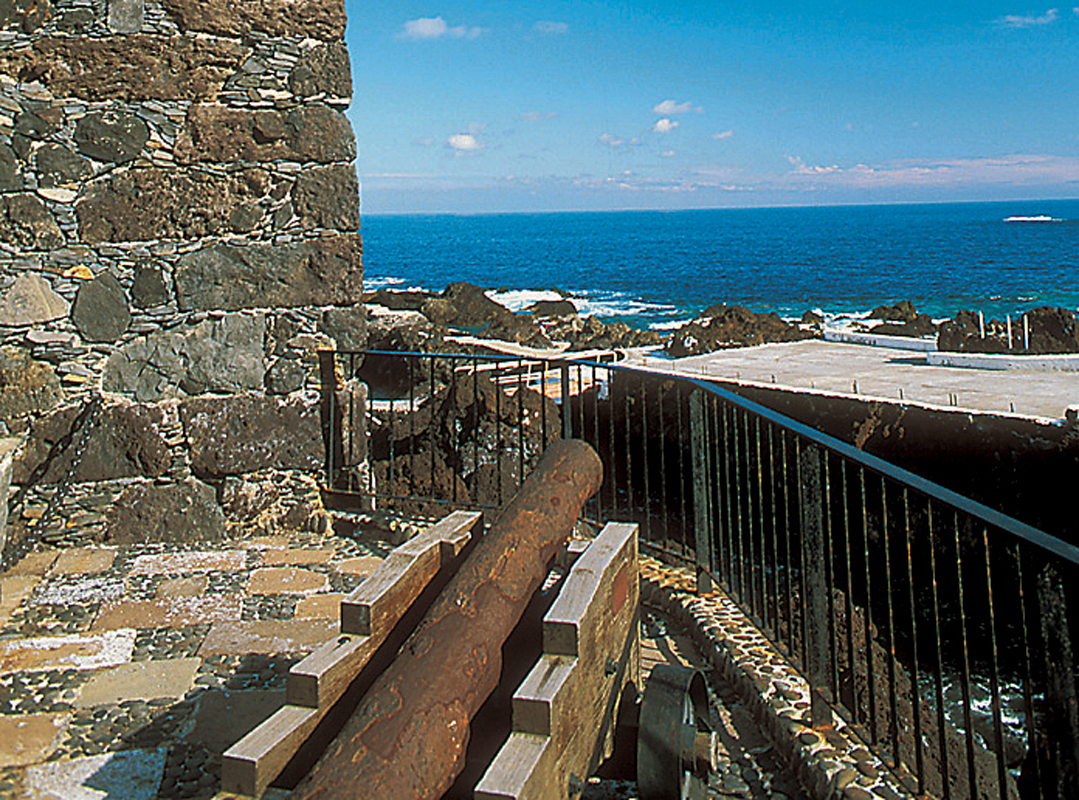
[{"xmin": 0, "ymin": 525, "xmax": 394, "ymax": 800}]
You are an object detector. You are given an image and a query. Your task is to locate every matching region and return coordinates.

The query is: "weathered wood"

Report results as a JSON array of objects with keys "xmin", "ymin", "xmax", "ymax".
[
  {"xmin": 292, "ymin": 439, "xmax": 604, "ymax": 800},
  {"xmin": 222, "ymin": 510, "xmax": 482, "ymax": 797},
  {"xmin": 220, "ymin": 704, "xmax": 320, "ymax": 798},
  {"xmin": 341, "ymin": 510, "xmax": 481, "ymax": 636},
  {"xmin": 476, "ymin": 521, "xmax": 640, "ymax": 800}
]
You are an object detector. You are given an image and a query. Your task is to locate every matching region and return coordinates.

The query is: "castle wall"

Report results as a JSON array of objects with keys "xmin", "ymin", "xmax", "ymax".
[{"xmin": 0, "ymin": 0, "xmax": 364, "ymax": 558}]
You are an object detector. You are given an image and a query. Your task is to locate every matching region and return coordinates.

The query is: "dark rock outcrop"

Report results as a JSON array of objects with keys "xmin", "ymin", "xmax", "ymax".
[
  {"xmin": 547, "ymin": 315, "xmax": 663, "ymax": 351},
  {"xmin": 666, "ymin": 304, "xmax": 814, "ymax": 357},
  {"xmin": 938, "ymin": 306, "xmax": 1079, "ymax": 354}
]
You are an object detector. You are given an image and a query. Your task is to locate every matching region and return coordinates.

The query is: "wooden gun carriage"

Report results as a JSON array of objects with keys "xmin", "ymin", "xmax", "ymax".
[{"xmin": 221, "ymin": 441, "xmax": 718, "ymax": 799}]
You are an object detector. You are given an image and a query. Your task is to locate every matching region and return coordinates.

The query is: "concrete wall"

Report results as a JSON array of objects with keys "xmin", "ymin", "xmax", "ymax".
[{"xmin": 0, "ymin": 0, "xmax": 364, "ymax": 559}]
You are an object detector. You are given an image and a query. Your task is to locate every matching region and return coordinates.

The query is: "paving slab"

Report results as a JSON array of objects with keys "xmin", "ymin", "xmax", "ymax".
[
  {"xmin": 48, "ymin": 547, "xmax": 117, "ymax": 577},
  {"xmin": 74, "ymin": 657, "xmax": 201, "ymax": 708},
  {"xmin": 22, "ymin": 747, "xmax": 166, "ymax": 800},
  {"xmin": 236, "ymin": 535, "xmax": 290, "ymax": 550},
  {"xmin": 155, "ymin": 575, "xmax": 209, "ymax": 599},
  {"xmin": 0, "ymin": 575, "xmax": 40, "ymax": 623},
  {"xmin": 0, "ymin": 629, "xmax": 135, "ymax": 675},
  {"xmin": 184, "ymin": 689, "xmax": 287, "ymax": 753},
  {"xmin": 247, "ymin": 567, "xmax": 329, "ymax": 596},
  {"xmin": 294, "ymin": 592, "xmax": 344, "ymax": 620},
  {"xmin": 128, "ymin": 551, "xmax": 247, "ymax": 576},
  {"xmin": 0, "ymin": 713, "xmax": 69, "ymax": 768},
  {"xmin": 197, "ymin": 618, "xmax": 337, "ymax": 658},
  {"xmin": 332, "ymin": 556, "xmax": 383, "ymax": 576},
  {"xmin": 93, "ymin": 595, "xmax": 243, "ymax": 631},
  {"xmin": 32, "ymin": 574, "xmax": 125, "ymax": 606},
  {"xmin": 3, "ymin": 551, "xmax": 58, "ymax": 578},
  {"xmin": 260, "ymin": 548, "xmax": 335, "ymax": 566}
]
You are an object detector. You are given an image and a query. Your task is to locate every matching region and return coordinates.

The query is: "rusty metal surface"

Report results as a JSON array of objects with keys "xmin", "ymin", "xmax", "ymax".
[{"xmin": 291, "ymin": 439, "xmax": 603, "ymax": 800}]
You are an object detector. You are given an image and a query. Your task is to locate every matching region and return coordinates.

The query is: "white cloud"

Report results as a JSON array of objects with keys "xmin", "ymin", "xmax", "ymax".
[
  {"xmin": 400, "ymin": 16, "xmax": 484, "ymax": 40},
  {"xmin": 598, "ymin": 133, "xmax": 625, "ymax": 148},
  {"xmin": 995, "ymin": 8, "xmax": 1059, "ymax": 27},
  {"xmin": 534, "ymin": 21, "xmax": 569, "ymax": 35},
  {"xmin": 519, "ymin": 111, "xmax": 558, "ymax": 123},
  {"xmin": 652, "ymin": 100, "xmax": 697, "ymax": 115},
  {"xmin": 660, "ymin": 150, "xmax": 676, "ymax": 158},
  {"xmin": 712, "ymin": 130, "xmax": 734, "ymax": 140},
  {"xmin": 786, "ymin": 155, "xmax": 841, "ymax": 175},
  {"xmin": 447, "ymin": 134, "xmax": 483, "ymax": 152},
  {"xmin": 652, "ymin": 118, "xmax": 679, "ymax": 134}
]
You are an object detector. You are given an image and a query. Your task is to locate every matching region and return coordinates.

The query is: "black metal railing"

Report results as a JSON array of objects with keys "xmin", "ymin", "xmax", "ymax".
[{"xmin": 320, "ymin": 349, "xmax": 1079, "ymax": 800}]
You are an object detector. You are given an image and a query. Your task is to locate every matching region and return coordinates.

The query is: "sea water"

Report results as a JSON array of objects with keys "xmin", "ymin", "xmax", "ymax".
[{"xmin": 361, "ymin": 200, "xmax": 1079, "ymax": 330}]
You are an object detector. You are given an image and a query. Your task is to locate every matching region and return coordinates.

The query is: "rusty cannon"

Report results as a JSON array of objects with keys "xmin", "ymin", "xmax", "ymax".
[
  {"xmin": 293, "ymin": 438, "xmax": 603, "ymax": 799},
  {"xmin": 222, "ymin": 438, "xmax": 718, "ymax": 799}
]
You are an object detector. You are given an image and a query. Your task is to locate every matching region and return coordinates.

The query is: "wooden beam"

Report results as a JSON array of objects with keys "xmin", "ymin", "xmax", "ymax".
[
  {"xmin": 222, "ymin": 510, "xmax": 482, "ymax": 797},
  {"xmin": 476, "ymin": 522, "xmax": 640, "ymax": 800}
]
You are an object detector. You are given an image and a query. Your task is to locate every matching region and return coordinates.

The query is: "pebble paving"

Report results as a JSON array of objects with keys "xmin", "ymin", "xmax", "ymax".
[{"xmin": 0, "ymin": 522, "xmax": 391, "ymax": 798}]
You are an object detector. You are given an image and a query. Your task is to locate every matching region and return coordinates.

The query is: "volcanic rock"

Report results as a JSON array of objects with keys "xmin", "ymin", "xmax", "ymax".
[
  {"xmin": 104, "ymin": 313, "xmax": 266, "ymax": 402},
  {"xmin": 289, "ymin": 42, "xmax": 351, "ymax": 98},
  {"xmin": 103, "ymin": 480, "xmax": 225, "ymax": 545},
  {"xmin": 0, "ymin": 0, "xmax": 51, "ymax": 32},
  {"xmin": 528, "ymin": 299, "xmax": 577, "ymax": 317},
  {"xmin": 0, "ymin": 143, "xmax": 21, "ymax": 192},
  {"xmin": 869, "ymin": 300, "xmax": 918, "ymax": 322},
  {"xmin": 35, "ymin": 144, "xmax": 93, "ymax": 189},
  {"xmin": 548, "ymin": 315, "xmax": 663, "ymax": 351},
  {"xmin": 175, "ymin": 103, "xmax": 354, "ymax": 165},
  {"xmin": 0, "ymin": 35, "xmax": 250, "ymax": 102},
  {"xmin": 180, "ymin": 393, "xmax": 324, "ymax": 478},
  {"xmin": 666, "ymin": 304, "xmax": 814, "ymax": 357},
  {"xmin": 76, "ymin": 167, "xmax": 267, "ymax": 244},
  {"xmin": 265, "ymin": 357, "xmax": 305, "ymax": 395},
  {"xmin": 174, "ymin": 233, "xmax": 362, "ymax": 312},
  {"xmin": 160, "ymin": 0, "xmax": 346, "ymax": 40},
  {"xmin": 291, "ymin": 165, "xmax": 360, "ymax": 231},
  {"xmin": 130, "ymin": 265, "xmax": 170, "ymax": 309},
  {"xmin": 937, "ymin": 307, "xmax": 1079, "ymax": 354},
  {"xmin": 365, "ymin": 288, "xmax": 436, "ymax": 312},
  {"xmin": 0, "ymin": 194, "xmax": 63, "ymax": 249},
  {"xmin": 319, "ymin": 305, "xmax": 367, "ymax": 352},
  {"xmin": 0, "ymin": 346, "xmax": 63, "ymax": 425},
  {"xmin": 71, "ymin": 271, "xmax": 131, "ymax": 343},
  {"xmin": 73, "ymin": 111, "xmax": 149, "ymax": 164},
  {"xmin": 13, "ymin": 400, "xmax": 169, "ymax": 485},
  {"xmin": 0, "ymin": 273, "xmax": 69, "ymax": 326}
]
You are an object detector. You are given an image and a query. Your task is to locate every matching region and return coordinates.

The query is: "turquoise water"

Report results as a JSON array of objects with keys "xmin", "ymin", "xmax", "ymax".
[{"xmin": 362, "ymin": 200, "xmax": 1079, "ymax": 329}]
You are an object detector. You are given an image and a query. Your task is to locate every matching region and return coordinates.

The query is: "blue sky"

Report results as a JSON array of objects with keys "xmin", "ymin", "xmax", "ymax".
[{"xmin": 344, "ymin": 2, "xmax": 1079, "ymax": 213}]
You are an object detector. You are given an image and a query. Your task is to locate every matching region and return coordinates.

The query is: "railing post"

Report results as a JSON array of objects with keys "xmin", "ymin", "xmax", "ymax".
[
  {"xmin": 318, "ymin": 350, "xmax": 342, "ymax": 490},
  {"xmin": 561, "ymin": 363, "xmax": 572, "ymax": 439},
  {"xmin": 799, "ymin": 444, "xmax": 834, "ymax": 728},
  {"xmin": 1038, "ymin": 562, "xmax": 1079, "ymax": 798},
  {"xmin": 690, "ymin": 391, "xmax": 714, "ymax": 594}
]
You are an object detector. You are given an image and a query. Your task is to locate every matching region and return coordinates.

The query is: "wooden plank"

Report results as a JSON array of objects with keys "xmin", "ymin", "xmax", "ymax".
[
  {"xmin": 287, "ymin": 633, "xmax": 371, "ymax": 709},
  {"xmin": 474, "ymin": 734, "xmax": 551, "ymax": 800},
  {"xmin": 340, "ymin": 510, "xmax": 482, "ymax": 636},
  {"xmin": 221, "ymin": 704, "xmax": 320, "ymax": 798},
  {"xmin": 477, "ymin": 522, "xmax": 640, "ymax": 800},
  {"xmin": 224, "ymin": 510, "xmax": 483, "ymax": 796}
]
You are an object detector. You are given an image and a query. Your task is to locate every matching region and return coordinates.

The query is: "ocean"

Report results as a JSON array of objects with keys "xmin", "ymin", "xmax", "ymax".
[{"xmin": 361, "ymin": 200, "xmax": 1079, "ymax": 330}]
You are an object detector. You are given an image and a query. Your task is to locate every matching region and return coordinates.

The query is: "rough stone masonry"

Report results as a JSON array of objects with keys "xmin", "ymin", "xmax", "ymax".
[{"xmin": 0, "ymin": 0, "xmax": 365, "ymax": 555}]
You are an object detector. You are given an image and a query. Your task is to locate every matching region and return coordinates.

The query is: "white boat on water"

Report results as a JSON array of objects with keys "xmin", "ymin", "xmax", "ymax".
[{"xmin": 1003, "ymin": 214, "xmax": 1059, "ymax": 222}]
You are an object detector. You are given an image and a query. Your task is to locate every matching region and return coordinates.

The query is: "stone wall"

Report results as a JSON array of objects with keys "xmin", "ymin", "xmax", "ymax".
[{"xmin": 0, "ymin": 0, "xmax": 364, "ymax": 559}]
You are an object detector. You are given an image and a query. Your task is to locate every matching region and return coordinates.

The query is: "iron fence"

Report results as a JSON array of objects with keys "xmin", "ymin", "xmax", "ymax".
[{"xmin": 320, "ymin": 348, "xmax": 1079, "ymax": 800}]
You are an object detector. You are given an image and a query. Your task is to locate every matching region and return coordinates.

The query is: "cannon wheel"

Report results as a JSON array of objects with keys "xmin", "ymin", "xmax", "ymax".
[{"xmin": 636, "ymin": 664, "xmax": 717, "ymax": 800}]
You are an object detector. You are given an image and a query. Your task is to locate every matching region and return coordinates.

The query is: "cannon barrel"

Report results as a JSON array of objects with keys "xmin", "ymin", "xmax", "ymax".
[{"xmin": 293, "ymin": 439, "xmax": 604, "ymax": 800}]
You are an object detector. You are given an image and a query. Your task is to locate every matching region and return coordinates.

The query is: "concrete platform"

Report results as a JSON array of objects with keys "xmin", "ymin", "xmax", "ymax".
[{"xmin": 626, "ymin": 340, "xmax": 1079, "ymax": 422}]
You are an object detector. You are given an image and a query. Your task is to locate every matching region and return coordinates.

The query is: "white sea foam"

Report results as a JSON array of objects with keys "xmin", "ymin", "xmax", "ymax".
[
  {"xmin": 365, "ymin": 276, "xmax": 408, "ymax": 291},
  {"xmin": 486, "ymin": 289, "xmax": 567, "ymax": 312}
]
